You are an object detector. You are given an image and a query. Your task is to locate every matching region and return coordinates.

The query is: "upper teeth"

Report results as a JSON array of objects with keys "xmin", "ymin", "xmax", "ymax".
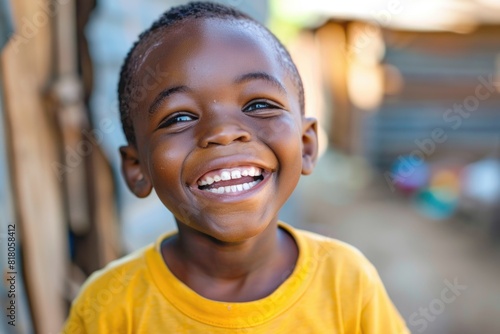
[{"xmin": 198, "ymin": 166, "xmax": 262, "ymax": 186}]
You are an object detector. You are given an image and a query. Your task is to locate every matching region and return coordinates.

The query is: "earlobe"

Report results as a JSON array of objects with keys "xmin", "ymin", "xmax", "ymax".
[
  {"xmin": 120, "ymin": 145, "xmax": 153, "ymax": 198},
  {"xmin": 301, "ymin": 117, "xmax": 319, "ymax": 175}
]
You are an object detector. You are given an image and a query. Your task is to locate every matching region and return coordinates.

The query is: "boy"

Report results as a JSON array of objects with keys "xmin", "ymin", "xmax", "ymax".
[{"xmin": 63, "ymin": 2, "xmax": 409, "ymax": 333}]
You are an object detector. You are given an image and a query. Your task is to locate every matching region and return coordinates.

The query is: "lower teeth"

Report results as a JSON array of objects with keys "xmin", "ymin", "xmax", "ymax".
[{"xmin": 207, "ymin": 180, "xmax": 260, "ymax": 194}]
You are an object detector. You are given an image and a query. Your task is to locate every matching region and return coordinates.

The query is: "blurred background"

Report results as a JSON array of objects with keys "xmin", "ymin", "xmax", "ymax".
[{"xmin": 1, "ymin": 0, "xmax": 500, "ymax": 333}]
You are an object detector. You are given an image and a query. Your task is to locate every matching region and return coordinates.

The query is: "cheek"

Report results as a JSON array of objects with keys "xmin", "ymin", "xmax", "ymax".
[
  {"xmin": 148, "ymin": 137, "xmax": 189, "ymax": 188},
  {"xmin": 263, "ymin": 116, "xmax": 304, "ymax": 172}
]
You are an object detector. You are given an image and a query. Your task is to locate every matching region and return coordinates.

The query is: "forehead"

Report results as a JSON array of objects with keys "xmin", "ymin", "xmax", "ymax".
[{"xmin": 131, "ymin": 18, "xmax": 291, "ymax": 92}]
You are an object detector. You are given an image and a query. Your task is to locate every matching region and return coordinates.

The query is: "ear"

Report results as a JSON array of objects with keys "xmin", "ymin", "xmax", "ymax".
[
  {"xmin": 120, "ymin": 145, "xmax": 152, "ymax": 198},
  {"xmin": 301, "ymin": 117, "xmax": 319, "ymax": 175}
]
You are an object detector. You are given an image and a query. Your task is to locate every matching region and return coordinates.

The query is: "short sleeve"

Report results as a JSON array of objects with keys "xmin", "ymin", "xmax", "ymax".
[
  {"xmin": 61, "ymin": 305, "xmax": 86, "ymax": 334},
  {"xmin": 61, "ymin": 293, "xmax": 129, "ymax": 334},
  {"xmin": 360, "ymin": 267, "xmax": 410, "ymax": 334}
]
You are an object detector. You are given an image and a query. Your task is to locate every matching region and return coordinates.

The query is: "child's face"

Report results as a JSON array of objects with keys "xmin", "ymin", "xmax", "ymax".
[{"xmin": 121, "ymin": 18, "xmax": 317, "ymax": 242}]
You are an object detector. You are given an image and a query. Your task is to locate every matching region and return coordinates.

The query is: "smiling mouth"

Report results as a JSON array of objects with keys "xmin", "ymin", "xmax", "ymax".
[{"xmin": 197, "ymin": 166, "xmax": 265, "ymax": 194}]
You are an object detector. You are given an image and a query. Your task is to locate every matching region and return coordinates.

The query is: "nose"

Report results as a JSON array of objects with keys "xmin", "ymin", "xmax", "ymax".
[{"xmin": 197, "ymin": 112, "xmax": 251, "ymax": 148}]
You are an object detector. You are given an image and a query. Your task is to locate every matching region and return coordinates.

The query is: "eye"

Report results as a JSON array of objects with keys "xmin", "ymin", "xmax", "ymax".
[
  {"xmin": 243, "ymin": 100, "xmax": 281, "ymax": 113},
  {"xmin": 158, "ymin": 113, "xmax": 196, "ymax": 129}
]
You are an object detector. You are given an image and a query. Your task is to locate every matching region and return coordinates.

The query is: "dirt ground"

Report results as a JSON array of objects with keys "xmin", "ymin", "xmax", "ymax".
[{"xmin": 289, "ymin": 150, "xmax": 500, "ymax": 334}]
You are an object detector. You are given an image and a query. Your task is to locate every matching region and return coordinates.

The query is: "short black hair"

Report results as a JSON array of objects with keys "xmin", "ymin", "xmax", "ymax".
[{"xmin": 118, "ymin": 1, "xmax": 304, "ymax": 145}]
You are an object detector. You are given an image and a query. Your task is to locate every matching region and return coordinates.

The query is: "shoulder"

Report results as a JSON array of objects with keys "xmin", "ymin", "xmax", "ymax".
[
  {"xmin": 287, "ymin": 225, "xmax": 411, "ymax": 332},
  {"xmin": 81, "ymin": 244, "xmax": 152, "ymax": 295},
  {"xmin": 65, "ymin": 244, "xmax": 154, "ymax": 327},
  {"xmin": 287, "ymin": 225, "xmax": 375, "ymax": 271},
  {"xmin": 285, "ymin": 225, "xmax": 381, "ymax": 296}
]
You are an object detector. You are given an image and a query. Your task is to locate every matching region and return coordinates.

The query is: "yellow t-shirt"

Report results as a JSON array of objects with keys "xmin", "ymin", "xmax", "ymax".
[{"xmin": 63, "ymin": 223, "xmax": 409, "ymax": 333}]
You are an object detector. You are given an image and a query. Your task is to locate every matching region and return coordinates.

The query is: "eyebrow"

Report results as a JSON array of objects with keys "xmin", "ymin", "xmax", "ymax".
[
  {"xmin": 148, "ymin": 72, "xmax": 287, "ymax": 116},
  {"xmin": 148, "ymin": 85, "xmax": 191, "ymax": 115},
  {"xmin": 234, "ymin": 72, "xmax": 287, "ymax": 96}
]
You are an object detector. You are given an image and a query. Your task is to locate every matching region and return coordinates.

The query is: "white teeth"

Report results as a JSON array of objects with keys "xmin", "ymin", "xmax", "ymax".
[
  {"xmin": 198, "ymin": 167, "xmax": 264, "ymax": 188},
  {"xmin": 204, "ymin": 180, "xmax": 261, "ymax": 194}
]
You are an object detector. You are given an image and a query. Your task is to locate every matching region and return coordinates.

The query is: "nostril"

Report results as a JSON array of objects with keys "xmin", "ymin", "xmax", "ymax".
[{"xmin": 198, "ymin": 123, "xmax": 251, "ymax": 147}]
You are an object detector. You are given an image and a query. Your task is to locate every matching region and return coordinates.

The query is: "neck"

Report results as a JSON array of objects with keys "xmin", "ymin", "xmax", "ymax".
[
  {"xmin": 161, "ymin": 219, "xmax": 298, "ymax": 301},
  {"xmin": 177, "ymin": 220, "xmax": 281, "ymax": 279}
]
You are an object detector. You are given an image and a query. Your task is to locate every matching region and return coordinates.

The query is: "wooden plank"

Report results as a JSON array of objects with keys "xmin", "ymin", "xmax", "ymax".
[{"xmin": 0, "ymin": 0, "xmax": 67, "ymax": 332}]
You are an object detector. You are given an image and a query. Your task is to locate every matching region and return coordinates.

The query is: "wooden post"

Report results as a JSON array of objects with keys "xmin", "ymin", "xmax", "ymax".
[
  {"xmin": 316, "ymin": 21, "xmax": 353, "ymax": 153},
  {"xmin": 1, "ymin": 0, "xmax": 68, "ymax": 332}
]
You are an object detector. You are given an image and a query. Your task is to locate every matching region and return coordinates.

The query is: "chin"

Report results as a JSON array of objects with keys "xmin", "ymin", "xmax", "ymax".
[{"xmin": 202, "ymin": 215, "xmax": 274, "ymax": 244}]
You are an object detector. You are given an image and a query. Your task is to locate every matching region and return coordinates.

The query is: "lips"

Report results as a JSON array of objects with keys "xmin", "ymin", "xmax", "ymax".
[{"xmin": 196, "ymin": 166, "xmax": 265, "ymax": 194}]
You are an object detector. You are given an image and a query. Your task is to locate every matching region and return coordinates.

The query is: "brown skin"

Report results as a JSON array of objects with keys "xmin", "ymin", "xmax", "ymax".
[{"xmin": 120, "ymin": 18, "xmax": 318, "ymax": 302}]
